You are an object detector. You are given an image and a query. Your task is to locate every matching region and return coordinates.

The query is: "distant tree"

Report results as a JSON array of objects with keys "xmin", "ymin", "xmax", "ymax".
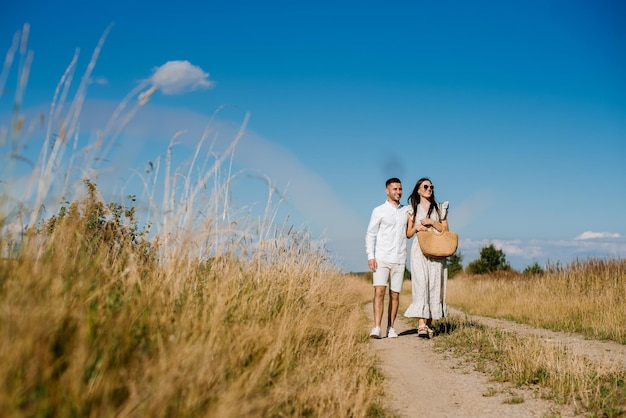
[
  {"xmin": 523, "ymin": 261, "xmax": 544, "ymax": 276},
  {"xmin": 447, "ymin": 251, "xmax": 464, "ymax": 278},
  {"xmin": 467, "ymin": 244, "xmax": 510, "ymax": 275}
]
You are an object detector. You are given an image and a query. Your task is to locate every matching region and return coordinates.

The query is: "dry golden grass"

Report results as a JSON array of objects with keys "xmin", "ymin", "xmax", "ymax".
[
  {"xmin": 448, "ymin": 259, "xmax": 626, "ymax": 344},
  {"xmin": 1, "ymin": 27, "xmax": 392, "ymax": 417},
  {"xmin": 442, "ymin": 261, "xmax": 626, "ymax": 416},
  {"xmin": 434, "ymin": 315, "xmax": 626, "ymax": 417},
  {"xmin": 8, "ymin": 23, "xmax": 625, "ymax": 418},
  {"xmin": 0, "ymin": 185, "xmax": 387, "ymax": 417}
]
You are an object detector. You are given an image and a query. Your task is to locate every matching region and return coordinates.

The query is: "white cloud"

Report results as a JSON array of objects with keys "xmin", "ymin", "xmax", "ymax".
[
  {"xmin": 496, "ymin": 240, "xmax": 543, "ymax": 258},
  {"xmin": 149, "ymin": 60, "xmax": 214, "ymax": 95},
  {"xmin": 7, "ymin": 97, "xmax": 624, "ymax": 274},
  {"xmin": 575, "ymin": 231, "xmax": 622, "ymax": 240},
  {"xmin": 457, "ymin": 235, "xmax": 626, "ymax": 271}
]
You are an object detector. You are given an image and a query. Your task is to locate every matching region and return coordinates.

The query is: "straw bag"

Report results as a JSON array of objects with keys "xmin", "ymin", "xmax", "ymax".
[{"xmin": 417, "ymin": 230, "xmax": 459, "ymax": 257}]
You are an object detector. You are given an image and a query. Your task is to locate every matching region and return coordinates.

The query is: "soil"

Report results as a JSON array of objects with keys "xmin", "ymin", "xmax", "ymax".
[{"xmin": 367, "ymin": 300, "xmax": 626, "ymax": 418}]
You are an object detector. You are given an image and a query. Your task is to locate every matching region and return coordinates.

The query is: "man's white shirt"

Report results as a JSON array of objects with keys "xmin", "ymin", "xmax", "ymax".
[{"xmin": 365, "ymin": 201, "xmax": 409, "ymax": 264}]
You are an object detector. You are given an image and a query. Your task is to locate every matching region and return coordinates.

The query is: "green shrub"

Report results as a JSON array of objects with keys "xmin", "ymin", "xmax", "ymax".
[
  {"xmin": 35, "ymin": 179, "xmax": 156, "ymax": 269},
  {"xmin": 523, "ymin": 261, "xmax": 544, "ymax": 276},
  {"xmin": 447, "ymin": 251, "xmax": 463, "ymax": 278},
  {"xmin": 467, "ymin": 244, "xmax": 510, "ymax": 275}
]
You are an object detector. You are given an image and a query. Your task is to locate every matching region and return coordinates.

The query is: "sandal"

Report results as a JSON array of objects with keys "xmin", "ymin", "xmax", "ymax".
[
  {"xmin": 427, "ymin": 326, "xmax": 434, "ymax": 339},
  {"xmin": 417, "ymin": 325, "xmax": 430, "ymax": 338}
]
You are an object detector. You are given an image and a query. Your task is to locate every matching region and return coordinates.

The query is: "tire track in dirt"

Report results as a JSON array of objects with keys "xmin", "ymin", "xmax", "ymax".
[
  {"xmin": 448, "ymin": 307, "xmax": 626, "ymax": 370},
  {"xmin": 366, "ymin": 302, "xmax": 621, "ymax": 417}
]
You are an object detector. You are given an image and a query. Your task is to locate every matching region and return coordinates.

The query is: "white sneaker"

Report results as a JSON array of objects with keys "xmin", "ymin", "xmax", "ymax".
[
  {"xmin": 387, "ymin": 327, "xmax": 398, "ymax": 338},
  {"xmin": 369, "ymin": 326, "xmax": 381, "ymax": 339}
]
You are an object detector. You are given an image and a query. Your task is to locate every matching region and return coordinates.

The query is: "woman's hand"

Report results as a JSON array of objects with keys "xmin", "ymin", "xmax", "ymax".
[{"xmin": 420, "ymin": 218, "xmax": 442, "ymax": 232}]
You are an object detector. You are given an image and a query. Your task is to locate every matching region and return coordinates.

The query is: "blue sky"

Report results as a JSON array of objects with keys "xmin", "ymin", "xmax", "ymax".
[{"xmin": 2, "ymin": 0, "xmax": 625, "ymax": 272}]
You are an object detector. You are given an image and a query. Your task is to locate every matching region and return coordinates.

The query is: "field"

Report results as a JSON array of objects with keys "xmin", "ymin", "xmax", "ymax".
[
  {"xmin": 2, "ymin": 25, "xmax": 625, "ymax": 417},
  {"xmin": 1, "ymin": 27, "xmax": 388, "ymax": 416},
  {"xmin": 441, "ymin": 267, "xmax": 626, "ymax": 417},
  {"xmin": 0, "ymin": 195, "xmax": 386, "ymax": 416},
  {"xmin": 447, "ymin": 261, "xmax": 626, "ymax": 344}
]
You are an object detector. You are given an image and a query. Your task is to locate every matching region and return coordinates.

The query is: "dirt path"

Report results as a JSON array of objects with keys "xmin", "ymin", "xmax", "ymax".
[{"xmin": 367, "ymin": 302, "xmax": 626, "ymax": 418}]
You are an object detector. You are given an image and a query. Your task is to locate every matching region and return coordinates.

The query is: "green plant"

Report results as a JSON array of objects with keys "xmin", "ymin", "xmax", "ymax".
[
  {"xmin": 467, "ymin": 244, "xmax": 510, "ymax": 275},
  {"xmin": 523, "ymin": 261, "xmax": 544, "ymax": 276},
  {"xmin": 35, "ymin": 179, "xmax": 156, "ymax": 268},
  {"xmin": 447, "ymin": 251, "xmax": 463, "ymax": 278},
  {"xmin": 503, "ymin": 395, "xmax": 524, "ymax": 404}
]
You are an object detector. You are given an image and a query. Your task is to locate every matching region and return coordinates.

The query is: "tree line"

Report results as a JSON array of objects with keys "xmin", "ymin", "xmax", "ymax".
[{"xmin": 447, "ymin": 244, "xmax": 544, "ymax": 278}]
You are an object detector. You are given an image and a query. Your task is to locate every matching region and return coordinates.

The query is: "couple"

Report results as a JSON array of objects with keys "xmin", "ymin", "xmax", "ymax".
[{"xmin": 365, "ymin": 177, "xmax": 449, "ymax": 339}]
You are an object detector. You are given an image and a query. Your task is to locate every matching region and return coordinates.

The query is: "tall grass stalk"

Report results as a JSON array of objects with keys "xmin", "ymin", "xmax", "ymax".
[
  {"xmin": 0, "ymin": 193, "xmax": 383, "ymax": 416},
  {"xmin": 448, "ymin": 259, "xmax": 626, "ymax": 344},
  {"xmin": 1, "ymin": 26, "xmax": 388, "ymax": 417},
  {"xmin": 0, "ymin": 197, "xmax": 382, "ymax": 416}
]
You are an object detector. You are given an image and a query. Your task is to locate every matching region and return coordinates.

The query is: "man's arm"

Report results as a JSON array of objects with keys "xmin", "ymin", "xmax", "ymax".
[{"xmin": 365, "ymin": 207, "xmax": 381, "ymax": 261}]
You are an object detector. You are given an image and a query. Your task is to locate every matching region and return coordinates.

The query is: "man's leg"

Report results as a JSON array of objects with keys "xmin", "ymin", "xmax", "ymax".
[
  {"xmin": 388, "ymin": 289, "xmax": 399, "ymax": 328},
  {"xmin": 373, "ymin": 285, "xmax": 386, "ymax": 328},
  {"xmin": 386, "ymin": 262, "xmax": 404, "ymax": 336},
  {"xmin": 371, "ymin": 261, "xmax": 391, "ymax": 338}
]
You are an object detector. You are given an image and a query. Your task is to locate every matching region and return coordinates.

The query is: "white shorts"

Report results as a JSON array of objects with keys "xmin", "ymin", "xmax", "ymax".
[{"xmin": 372, "ymin": 260, "xmax": 404, "ymax": 293}]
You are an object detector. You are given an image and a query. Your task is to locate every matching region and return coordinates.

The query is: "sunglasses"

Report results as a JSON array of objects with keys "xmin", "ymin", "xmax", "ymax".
[{"xmin": 422, "ymin": 184, "xmax": 434, "ymax": 190}]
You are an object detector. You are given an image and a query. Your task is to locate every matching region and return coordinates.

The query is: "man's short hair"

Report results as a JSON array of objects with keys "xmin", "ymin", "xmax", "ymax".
[{"xmin": 386, "ymin": 177, "xmax": 401, "ymax": 187}]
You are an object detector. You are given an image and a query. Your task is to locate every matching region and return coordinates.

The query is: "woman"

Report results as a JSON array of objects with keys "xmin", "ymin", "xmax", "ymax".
[{"xmin": 404, "ymin": 177, "xmax": 449, "ymax": 338}]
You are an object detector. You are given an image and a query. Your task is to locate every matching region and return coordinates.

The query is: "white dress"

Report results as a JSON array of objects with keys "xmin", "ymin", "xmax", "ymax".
[{"xmin": 404, "ymin": 202, "xmax": 449, "ymax": 320}]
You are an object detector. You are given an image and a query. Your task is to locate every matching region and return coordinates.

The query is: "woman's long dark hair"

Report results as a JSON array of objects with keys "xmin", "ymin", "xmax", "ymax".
[{"xmin": 408, "ymin": 177, "xmax": 439, "ymax": 222}]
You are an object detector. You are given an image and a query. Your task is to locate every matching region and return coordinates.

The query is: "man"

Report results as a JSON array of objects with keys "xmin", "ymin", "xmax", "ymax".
[{"xmin": 365, "ymin": 177, "xmax": 408, "ymax": 339}]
